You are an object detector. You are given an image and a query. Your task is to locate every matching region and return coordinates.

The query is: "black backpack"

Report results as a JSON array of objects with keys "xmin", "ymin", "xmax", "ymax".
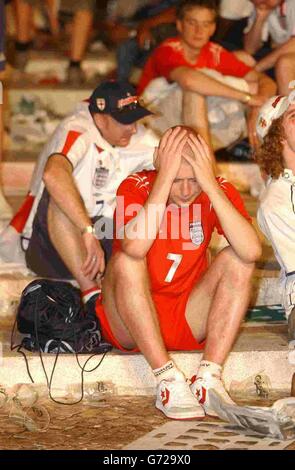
[{"xmin": 16, "ymin": 279, "xmax": 112, "ymax": 354}]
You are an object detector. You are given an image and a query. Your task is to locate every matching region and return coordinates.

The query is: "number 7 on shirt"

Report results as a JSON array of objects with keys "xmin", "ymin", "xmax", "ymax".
[{"xmin": 165, "ymin": 253, "xmax": 183, "ymax": 283}]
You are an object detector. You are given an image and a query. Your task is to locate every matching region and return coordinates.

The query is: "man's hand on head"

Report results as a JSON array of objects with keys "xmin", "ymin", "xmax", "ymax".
[
  {"xmin": 156, "ymin": 127, "xmax": 188, "ymax": 182},
  {"xmin": 81, "ymin": 233, "xmax": 105, "ymax": 281},
  {"xmin": 183, "ymin": 134, "xmax": 218, "ymax": 195}
]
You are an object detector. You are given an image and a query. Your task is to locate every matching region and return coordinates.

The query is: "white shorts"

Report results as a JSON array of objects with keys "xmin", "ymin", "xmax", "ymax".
[{"xmin": 142, "ymin": 71, "xmax": 249, "ymax": 150}]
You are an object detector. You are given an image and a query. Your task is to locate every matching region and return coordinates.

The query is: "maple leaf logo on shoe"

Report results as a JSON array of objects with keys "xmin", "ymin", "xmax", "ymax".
[{"xmin": 161, "ymin": 388, "xmax": 170, "ymax": 406}]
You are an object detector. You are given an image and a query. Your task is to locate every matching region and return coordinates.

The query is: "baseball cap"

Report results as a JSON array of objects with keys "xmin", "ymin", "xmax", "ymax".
[
  {"xmin": 256, "ymin": 95, "xmax": 290, "ymax": 141},
  {"xmin": 89, "ymin": 80, "xmax": 152, "ymax": 125}
]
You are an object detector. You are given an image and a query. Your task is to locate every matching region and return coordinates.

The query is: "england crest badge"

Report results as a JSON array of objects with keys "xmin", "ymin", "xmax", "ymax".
[
  {"xmin": 189, "ymin": 221, "xmax": 204, "ymax": 246},
  {"xmin": 96, "ymin": 98, "xmax": 106, "ymax": 111},
  {"xmin": 93, "ymin": 165, "xmax": 109, "ymax": 189}
]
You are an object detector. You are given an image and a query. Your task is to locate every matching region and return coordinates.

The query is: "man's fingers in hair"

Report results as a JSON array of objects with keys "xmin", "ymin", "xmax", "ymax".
[
  {"xmin": 187, "ymin": 136, "xmax": 204, "ymax": 159},
  {"xmin": 169, "ymin": 129, "xmax": 188, "ymax": 153},
  {"xmin": 177, "ymin": 134, "xmax": 190, "ymax": 155},
  {"xmin": 159, "ymin": 128, "xmax": 173, "ymax": 151},
  {"xmin": 196, "ymin": 134, "xmax": 212, "ymax": 159},
  {"xmin": 182, "ymin": 152, "xmax": 195, "ymax": 166}
]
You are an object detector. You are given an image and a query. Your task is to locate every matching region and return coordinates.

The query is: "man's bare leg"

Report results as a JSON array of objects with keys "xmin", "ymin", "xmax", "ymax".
[
  {"xmin": 14, "ymin": 0, "xmax": 33, "ymax": 44},
  {"xmin": 275, "ymin": 53, "xmax": 295, "ymax": 95},
  {"xmin": 184, "ymin": 247, "xmax": 254, "ymax": 414},
  {"xmin": 182, "ymin": 91, "xmax": 212, "ymax": 148},
  {"xmin": 102, "ymin": 252, "xmax": 170, "ymax": 369},
  {"xmin": 185, "ymin": 246, "xmax": 254, "ymax": 365},
  {"xmin": 102, "ymin": 251, "xmax": 205, "ymax": 419},
  {"xmin": 47, "ymin": 199, "xmax": 98, "ymax": 291},
  {"xmin": 70, "ymin": 9, "xmax": 93, "ymax": 63}
]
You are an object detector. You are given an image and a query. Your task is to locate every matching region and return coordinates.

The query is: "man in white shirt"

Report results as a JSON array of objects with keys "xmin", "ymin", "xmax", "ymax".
[
  {"xmin": 220, "ymin": 0, "xmax": 253, "ymax": 20},
  {"xmin": 256, "ymin": 94, "xmax": 295, "ymax": 339},
  {"xmin": 244, "ymin": 0, "xmax": 295, "ymax": 94},
  {"xmin": 1, "ymin": 80, "xmax": 157, "ymax": 312}
]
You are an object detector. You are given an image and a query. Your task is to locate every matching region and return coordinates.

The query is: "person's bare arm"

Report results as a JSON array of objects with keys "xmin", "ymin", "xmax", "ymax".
[
  {"xmin": 244, "ymin": 8, "xmax": 271, "ymax": 55},
  {"xmin": 170, "ymin": 67, "xmax": 264, "ymax": 106},
  {"xmin": 43, "ymin": 154, "xmax": 105, "ymax": 279},
  {"xmin": 121, "ymin": 127, "xmax": 188, "ymax": 259},
  {"xmin": 244, "ymin": 70, "xmax": 276, "ymax": 148},
  {"xmin": 214, "ymin": 17, "xmax": 236, "ymax": 42},
  {"xmin": 43, "ymin": 155, "xmax": 92, "ymax": 230},
  {"xmin": 184, "ymin": 135, "xmax": 262, "ymax": 263},
  {"xmin": 137, "ymin": 7, "xmax": 176, "ymax": 49},
  {"xmin": 255, "ymin": 37, "xmax": 295, "ymax": 73}
]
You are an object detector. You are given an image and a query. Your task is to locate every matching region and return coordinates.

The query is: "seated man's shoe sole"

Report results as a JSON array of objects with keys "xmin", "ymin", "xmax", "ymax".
[
  {"xmin": 155, "ymin": 402, "xmax": 205, "ymax": 420},
  {"xmin": 155, "ymin": 400, "xmax": 205, "ymax": 420}
]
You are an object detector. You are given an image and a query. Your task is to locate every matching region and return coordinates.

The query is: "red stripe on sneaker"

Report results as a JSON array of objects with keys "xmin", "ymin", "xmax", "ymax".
[
  {"xmin": 10, "ymin": 193, "xmax": 35, "ymax": 233},
  {"xmin": 61, "ymin": 131, "xmax": 82, "ymax": 155},
  {"xmin": 161, "ymin": 388, "xmax": 170, "ymax": 406},
  {"xmin": 197, "ymin": 387, "xmax": 207, "ymax": 405}
]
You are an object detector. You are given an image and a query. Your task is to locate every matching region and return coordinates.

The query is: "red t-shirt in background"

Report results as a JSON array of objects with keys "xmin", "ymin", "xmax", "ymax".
[{"xmin": 137, "ymin": 37, "xmax": 252, "ymax": 95}]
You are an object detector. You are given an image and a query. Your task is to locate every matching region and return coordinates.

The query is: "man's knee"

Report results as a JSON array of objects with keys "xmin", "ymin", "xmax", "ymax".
[
  {"xmin": 109, "ymin": 252, "xmax": 147, "ymax": 283},
  {"xmin": 219, "ymin": 248, "xmax": 255, "ymax": 286}
]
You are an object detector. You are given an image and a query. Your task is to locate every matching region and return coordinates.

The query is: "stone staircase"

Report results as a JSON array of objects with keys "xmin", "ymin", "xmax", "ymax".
[{"xmin": 0, "ymin": 51, "xmax": 293, "ymax": 399}]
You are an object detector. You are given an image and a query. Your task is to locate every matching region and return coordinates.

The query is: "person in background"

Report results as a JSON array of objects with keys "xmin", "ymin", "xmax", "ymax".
[
  {"xmin": 256, "ymin": 94, "xmax": 295, "ymax": 340},
  {"xmin": 138, "ymin": 0, "xmax": 275, "ymax": 152},
  {"xmin": 244, "ymin": 0, "xmax": 295, "ymax": 94},
  {"xmin": 12, "ymin": 0, "xmax": 96, "ymax": 85},
  {"xmin": 0, "ymin": 80, "xmax": 158, "ymax": 320}
]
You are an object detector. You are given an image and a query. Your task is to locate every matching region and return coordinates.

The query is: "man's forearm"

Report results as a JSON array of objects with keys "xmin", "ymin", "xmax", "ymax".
[
  {"xmin": 207, "ymin": 185, "xmax": 261, "ymax": 263},
  {"xmin": 171, "ymin": 68, "xmax": 250, "ymax": 102},
  {"xmin": 256, "ymin": 38, "xmax": 295, "ymax": 72},
  {"xmin": 122, "ymin": 173, "xmax": 172, "ymax": 258},
  {"xmin": 140, "ymin": 7, "xmax": 176, "ymax": 30},
  {"xmin": 257, "ymin": 71, "xmax": 277, "ymax": 97},
  {"xmin": 43, "ymin": 164, "xmax": 91, "ymax": 232},
  {"xmin": 244, "ymin": 16, "xmax": 266, "ymax": 54}
]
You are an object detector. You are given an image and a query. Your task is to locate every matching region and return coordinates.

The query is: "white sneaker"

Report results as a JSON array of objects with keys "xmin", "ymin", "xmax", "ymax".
[
  {"xmin": 190, "ymin": 372, "xmax": 235, "ymax": 417},
  {"xmin": 156, "ymin": 373, "xmax": 205, "ymax": 420}
]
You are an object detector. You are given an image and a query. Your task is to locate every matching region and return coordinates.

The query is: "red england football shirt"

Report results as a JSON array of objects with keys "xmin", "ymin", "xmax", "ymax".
[
  {"xmin": 137, "ymin": 37, "xmax": 252, "ymax": 95},
  {"xmin": 113, "ymin": 170, "xmax": 252, "ymax": 297}
]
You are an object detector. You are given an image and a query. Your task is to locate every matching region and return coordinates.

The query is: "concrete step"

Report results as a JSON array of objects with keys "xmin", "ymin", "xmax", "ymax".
[
  {"xmin": 13, "ymin": 49, "xmax": 116, "ymax": 83},
  {"xmin": 0, "ymin": 269, "xmax": 282, "ymax": 322},
  {"xmin": 0, "ymin": 322, "xmax": 292, "ymax": 396},
  {"xmin": 0, "ymin": 156, "xmax": 265, "ymax": 197}
]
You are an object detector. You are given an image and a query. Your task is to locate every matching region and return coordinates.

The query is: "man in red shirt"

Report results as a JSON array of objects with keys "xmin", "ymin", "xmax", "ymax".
[
  {"xmin": 138, "ymin": 0, "xmax": 276, "ymax": 150},
  {"xmin": 96, "ymin": 126, "xmax": 262, "ymax": 420}
]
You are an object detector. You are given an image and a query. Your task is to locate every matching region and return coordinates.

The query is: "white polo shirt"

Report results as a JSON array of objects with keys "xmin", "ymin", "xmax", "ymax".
[
  {"xmin": 246, "ymin": 0, "xmax": 295, "ymax": 45},
  {"xmin": 220, "ymin": 0, "xmax": 253, "ymax": 20},
  {"xmin": 258, "ymin": 169, "xmax": 295, "ymax": 276},
  {"xmin": 23, "ymin": 101, "xmax": 158, "ymax": 241}
]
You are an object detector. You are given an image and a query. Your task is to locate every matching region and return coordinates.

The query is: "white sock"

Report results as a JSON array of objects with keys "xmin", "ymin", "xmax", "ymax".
[
  {"xmin": 153, "ymin": 360, "xmax": 183, "ymax": 384},
  {"xmin": 197, "ymin": 360, "xmax": 222, "ymax": 379}
]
